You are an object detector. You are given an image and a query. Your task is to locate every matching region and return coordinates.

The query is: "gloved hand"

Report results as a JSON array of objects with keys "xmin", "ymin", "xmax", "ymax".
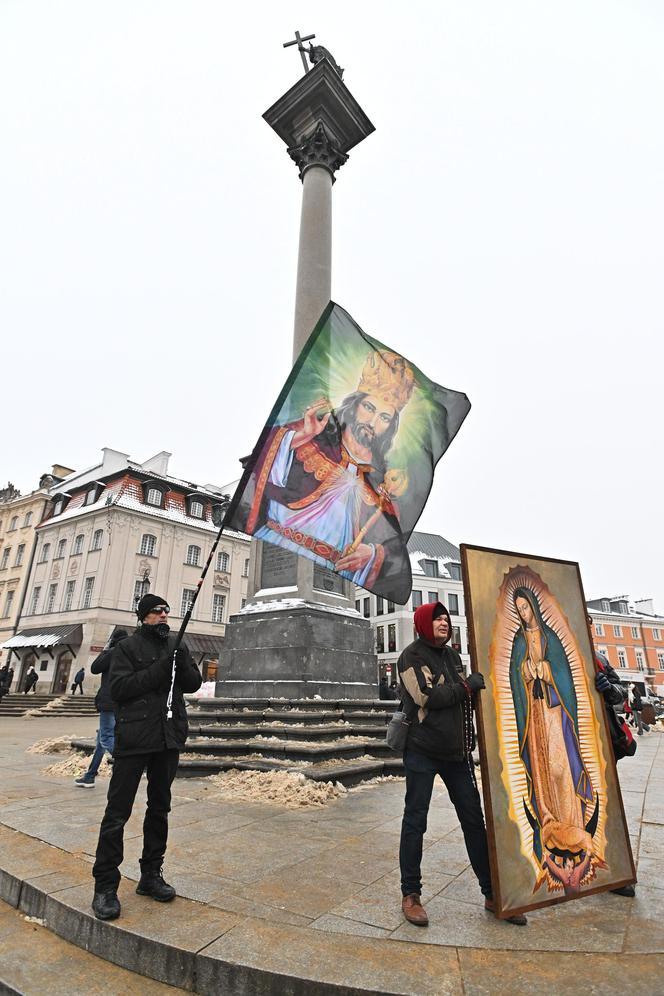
[
  {"xmin": 466, "ymin": 672, "xmax": 486, "ymax": 692},
  {"xmin": 595, "ymin": 672, "xmax": 611, "ymax": 694}
]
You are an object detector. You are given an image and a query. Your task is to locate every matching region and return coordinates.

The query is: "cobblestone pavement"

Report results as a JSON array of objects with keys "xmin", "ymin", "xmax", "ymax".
[{"xmin": 1, "ymin": 716, "xmax": 663, "ymax": 994}]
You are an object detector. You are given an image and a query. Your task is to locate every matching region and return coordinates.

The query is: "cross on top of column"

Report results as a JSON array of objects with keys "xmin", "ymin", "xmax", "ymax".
[{"xmin": 283, "ymin": 30, "xmax": 316, "ymax": 74}]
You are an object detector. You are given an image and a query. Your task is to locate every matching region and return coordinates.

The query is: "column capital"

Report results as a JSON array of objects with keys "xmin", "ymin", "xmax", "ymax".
[{"xmin": 288, "ymin": 122, "xmax": 348, "ymax": 182}]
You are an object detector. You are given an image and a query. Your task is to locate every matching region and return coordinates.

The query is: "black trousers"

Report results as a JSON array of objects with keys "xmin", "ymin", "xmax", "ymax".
[
  {"xmin": 92, "ymin": 749, "xmax": 179, "ymax": 892},
  {"xmin": 399, "ymin": 748, "xmax": 492, "ymax": 898}
]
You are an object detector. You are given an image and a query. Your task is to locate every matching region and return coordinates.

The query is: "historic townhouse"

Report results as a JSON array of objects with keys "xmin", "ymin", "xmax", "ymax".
[
  {"xmin": 0, "ymin": 466, "xmax": 74, "ymax": 673},
  {"xmin": 2, "ymin": 448, "xmax": 250, "ymax": 693},
  {"xmin": 587, "ymin": 595, "xmax": 664, "ymax": 696},
  {"xmin": 357, "ymin": 531, "xmax": 469, "ymax": 685}
]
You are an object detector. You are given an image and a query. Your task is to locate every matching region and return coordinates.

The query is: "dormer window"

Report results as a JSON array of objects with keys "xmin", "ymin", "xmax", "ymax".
[
  {"xmin": 422, "ymin": 559, "xmax": 439, "ymax": 578},
  {"xmin": 447, "ymin": 563, "xmax": 462, "ymax": 581},
  {"xmin": 84, "ymin": 484, "xmax": 103, "ymax": 506},
  {"xmin": 142, "ymin": 482, "xmax": 166, "ymax": 508},
  {"xmin": 601, "ymin": 600, "xmax": 610, "ymax": 612},
  {"xmin": 186, "ymin": 495, "xmax": 205, "ymax": 519},
  {"xmin": 52, "ymin": 494, "xmax": 69, "ymax": 516}
]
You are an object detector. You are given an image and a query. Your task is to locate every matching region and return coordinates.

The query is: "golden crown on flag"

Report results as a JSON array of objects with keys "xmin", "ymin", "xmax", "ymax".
[{"xmin": 357, "ymin": 350, "xmax": 415, "ymax": 412}]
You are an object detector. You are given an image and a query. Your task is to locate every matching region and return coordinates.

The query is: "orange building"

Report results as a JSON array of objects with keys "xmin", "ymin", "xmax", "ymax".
[{"xmin": 587, "ymin": 596, "xmax": 664, "ymax": 696}]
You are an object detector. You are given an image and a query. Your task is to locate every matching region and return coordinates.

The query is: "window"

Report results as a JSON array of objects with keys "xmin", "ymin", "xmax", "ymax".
[
  {"xmin": 422, "ymin": 559, "xmax": 439, "ymax": 578},
  {"xmin": 38, "ymin": 542, "xmax": 51, "ymax": 563},
  {"xmin": 376, "ymin": 626, "xmax": 385, "ymax": 653},
  {"xmin": 189, "ymin": 500, "xmax": 204, "ymax": 519},
  {"xmin": 613, "ymin": 625, "xmax": 622, "ymax": 637},
  {"xmin": 146, "ymin": 488, "xmax": 163, "ymax": 507},
  {"xmin": 448, "ymin": 593, "xmax": 459, "ymax": 615},
  {"xmin": 133, "ymin": 578, "xmax": 150, "ymax": 606},
  {"xmin": 242, "ymin": 558, "xmax": 249, "ymax": 577},
  {"xmin": 447, "ymin": 563, "xmax": 462, "ymax": 581},
  {"xmin": 73, "ymin": 534, "xmax": 84, "ymax": 555},
  {"xmin": 216, "ymin": 551, "xmax": 230, "ymax": 572},
  {"xmin": 53, "ymin": 497, "xmax": 66, "ymax": 515},
  {"xmin": 23, "ymin": 511, "xmax": 33, "ymax": 527},
  {"xmin": 594, "ymin": 623, "xmax": 604, "ymax": 636},
  {"xmin": 9, "ymin": 516, "xmax": 18, "ymax": 531},
  {"xmin": 355, "ymin": 599, "xmax": 360, "ymax": 613},
  {"xmin": 635, "ymin": 650, "xmax": 645, "ymax": 672},
  {"xmin": 631, "ymin": 626, "xmax": 639, "ymax": 639},
  {"xmin": 14, "ymin": 544, "xmax": 25, "ymax": 567},
  {"xmin": 427, "ymin": 591, "xmax": 438, "ymax": 604},
  {"xmin": 601, "ymin": 600, "xmax": 610, "ymax": 612},
  {"xmin": 181, "ymin": 588, "xmax": 196, "ymax": 617},
  {"xmin": 617, "ymin": 649, "xmax": 627, "ymax": 669},
  {"xmin": 56, "ymin": 538, "xmax": 67, "ymax": 559},
  {"xmin": 451, "ymin": 625, "xmax": 462, "ymax": 652},
  {"xmin": 186, "ymin": 545, "xmax": 201, "ymax": 567},
  {"xmin": 29, "ymin": 586, "xmax": 41, "ymax": 615},
  {"xmin": 45, "ymin": 583, "xmax": 57, "ymax": 613},
  {"xmin": 241, "ymin": 598, "xmax": 246, "ymax": 609},
  {"xmin": 81, "ymin": 576, "xmax": 95, "ymax": 609},
  {"xmin": 140, "ymin": 534, "xmax": 156, "ymax": 557},
  {"xmin": 84, "ymin": 487, "xmax": 98, "ymax": 506},
  {"xmin": 658, "ymin": 652, "xmax": 664, "ymax": 671},
  {"xmin": 376, "ymin": 596, "xmax": 384, "ymax": 616},
  {"xmin": 212, "ymin": 593, "xmax": 226, "ymax": 624},
  {"xmin": 387, "ymin": 600, "xmax": 395, "ymax": 614},
  {"xmin": 62, "ymin": 580, "xmax": 76, "ymax": 611},
  {"xmin": 360, "ymin": 597, "xmax": 369, "ymax": 618},
  {"xmin": 388, "ymin": 623, "xmax": 397, "ymax": 653},
  {"xmin": 411, "ymin": 590, "xmax": 423, "ymax": 609},
  {"xmin": 654, "ymin": 629, "xmax": 661, "ymax": 641},
  {"xmin": 40, "ymin": 660, "xmax": 48, "ymax": 672},
  {"xmin": 0, "ymin": 548, "xmax": 9, "ymax": 570},
  {"xmin": 3, "ymin": 590, "xmax": 14, "ymax": 617},
  {"xmin": 90, "ymin": 529, "xmax": 103, "ymax": 551}
]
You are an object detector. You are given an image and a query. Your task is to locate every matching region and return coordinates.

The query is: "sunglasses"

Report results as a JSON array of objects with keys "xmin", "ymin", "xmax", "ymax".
[{"xmin": 150, "ymin": 606, "xmax": 170, "ymax": 615}]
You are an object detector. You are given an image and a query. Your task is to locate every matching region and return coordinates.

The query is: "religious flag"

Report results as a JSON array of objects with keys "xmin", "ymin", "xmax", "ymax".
[{"xmin": 225, "ymin": 302, "xmax": 471, "ymax": 603}]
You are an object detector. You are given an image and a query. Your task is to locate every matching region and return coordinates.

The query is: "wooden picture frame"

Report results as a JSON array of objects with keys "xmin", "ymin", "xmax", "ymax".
[{"xmin": 461, "ymin": 543, "xmax": 636, "ymax": 919}]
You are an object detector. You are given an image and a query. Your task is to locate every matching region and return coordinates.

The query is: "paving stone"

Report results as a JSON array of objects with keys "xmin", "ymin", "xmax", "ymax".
[
  {"xmin": 233, "ymin": 866, "xmax": 361, "ymax": 919},
  {"xmin": 623, "ymin": 884, "xmax": 664, "ymax": 952},
  {"xmin": 458, "ymin": 947, "xmax": 664, "ymax": 995},
  {"xmin": 196, "ymin": 918, "xmax": 464, "ymax": 996},
  {"xmin": 310, "ymin": 913, "xmax": 393, "ymax": 939}
]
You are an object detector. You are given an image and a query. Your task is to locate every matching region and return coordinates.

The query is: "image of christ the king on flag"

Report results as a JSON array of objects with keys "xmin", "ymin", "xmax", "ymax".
[{"xmin": 225, "ymin": 303, "xmax": 471, "ymax": 603}]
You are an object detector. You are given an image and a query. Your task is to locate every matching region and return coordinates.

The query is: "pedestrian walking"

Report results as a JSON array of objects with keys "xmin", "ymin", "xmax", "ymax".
[
  {"xmin": 397, "ymin": 601, "xmax": 527, "ymax": 927},
  {"xmin": 23, "ymin": 664, "xmax": 39, "ymax": 694},
  {"xmin": 71, "ymin": 667, "xmax": 85, "ymax": 695},
  {"xmin": 74, "ymin": 630, "xmax": 128, "ymax": 788},
  {"xmin": 91, "ymin": 594, "xmax": 201, "ymax": 921},
  {"xmin": 629, "ymin": 684, "xmax": 644, "ymax": 735}
]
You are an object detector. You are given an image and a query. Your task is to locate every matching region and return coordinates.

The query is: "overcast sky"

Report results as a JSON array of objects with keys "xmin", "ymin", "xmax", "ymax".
[{"xmin": 1, "ymin": 1, "xmax": 662, "ymax": 611}]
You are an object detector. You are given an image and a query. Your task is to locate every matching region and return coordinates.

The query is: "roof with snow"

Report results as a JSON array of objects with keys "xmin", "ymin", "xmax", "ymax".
[{"xmin": 407, "ymin": 531, "xmax": 460, "ymax": 561}]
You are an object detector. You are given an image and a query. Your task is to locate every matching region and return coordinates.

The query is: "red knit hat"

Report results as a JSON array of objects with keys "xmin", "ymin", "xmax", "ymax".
[{"xmin": 414, "ymin": 601, "xmax": 452, "ymax": 644}]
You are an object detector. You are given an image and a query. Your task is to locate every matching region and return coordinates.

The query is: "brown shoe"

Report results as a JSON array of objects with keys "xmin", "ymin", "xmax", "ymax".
[
  {"xmin": 484, "ymin": 896, "xmax": 527, "ymax": 926},
  {"xmin": 402, "ymin": 893, "xmax": 429, "ymax": 926}
]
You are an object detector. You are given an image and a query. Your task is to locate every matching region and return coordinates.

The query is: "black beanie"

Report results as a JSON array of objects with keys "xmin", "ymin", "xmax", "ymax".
[
  {"xmin": 432, "ymin": 603, "xmax": 447, "ymax": 621},
  {"xmin": 136, "ymin": 593, "xmax": 170, "ymax": 621}
]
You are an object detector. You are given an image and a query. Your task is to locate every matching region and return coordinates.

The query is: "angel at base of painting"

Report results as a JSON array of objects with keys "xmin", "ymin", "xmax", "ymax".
[{"xmin": 509, "ymin": 587, "xmax": 605, "ymax": 894}]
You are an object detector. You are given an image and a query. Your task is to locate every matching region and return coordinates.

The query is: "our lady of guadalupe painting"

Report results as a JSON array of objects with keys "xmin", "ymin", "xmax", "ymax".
[
  {"xmin": 460, "ymin": 545, "xmax": 635, "ymax": 918},
  {"xmin": 226, "ymin": 303, "xmax": 471, "ymax": 603}
]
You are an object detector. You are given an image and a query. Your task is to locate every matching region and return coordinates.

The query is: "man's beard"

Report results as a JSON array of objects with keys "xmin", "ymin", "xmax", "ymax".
[{"xmin": 350, "ymin": 420, "xmax": 377, "ymax": 454}]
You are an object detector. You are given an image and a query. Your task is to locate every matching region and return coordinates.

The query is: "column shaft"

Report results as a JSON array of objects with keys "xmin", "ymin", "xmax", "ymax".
[{"xmin": 292, "ymin": 166, "xmax": 332, "ymax": 361}]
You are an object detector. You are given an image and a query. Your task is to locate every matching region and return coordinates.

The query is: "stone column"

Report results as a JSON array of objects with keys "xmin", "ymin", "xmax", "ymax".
[{"xmin": 292, "ymin": 164, "xmax": 332, "ymax": 361}]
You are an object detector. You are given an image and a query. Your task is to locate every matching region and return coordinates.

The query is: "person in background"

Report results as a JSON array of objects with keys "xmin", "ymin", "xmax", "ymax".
[
  {"xmin": 74, "ymin": 630, "xmax": 129, "ymax": 788},
  {"xmin": 23, "ymin": 664, "xmax": 39, "ymax": 694},
  {"xmin": 71, "ymin": 667, "xmax": 85, "ymax": 695}
]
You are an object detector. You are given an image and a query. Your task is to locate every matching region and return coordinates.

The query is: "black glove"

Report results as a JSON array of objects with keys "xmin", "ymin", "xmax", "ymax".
[
  {"xmin": 595, "ymin": 672, "xmax": 611, "ymax": 694},
  {"xmin": 466, "ymin": 672, "xmax": 486, "ymax": 692}
]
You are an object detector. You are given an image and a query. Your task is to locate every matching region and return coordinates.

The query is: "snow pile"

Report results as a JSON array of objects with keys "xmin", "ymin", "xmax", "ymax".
[
  {"xmin": 208, "ymin": 769, "xmax": 346, "ymax": 808},
  {"xmin": 27, "ymin": 736, "xmax": 79, "ymax": 755},
  {"xmin": 42, "ymin": 751, "xmax": 111, "ymax": 778}
]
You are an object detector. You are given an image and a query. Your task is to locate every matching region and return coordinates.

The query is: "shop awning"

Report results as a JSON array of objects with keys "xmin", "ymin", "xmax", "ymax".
[
  {"xmin": 1, "ymin": 624, "xmax": 83, "ymax": 652},
  {"xmin": 183, "ymin": 632, "xmax": 224, "ymax": 660}
]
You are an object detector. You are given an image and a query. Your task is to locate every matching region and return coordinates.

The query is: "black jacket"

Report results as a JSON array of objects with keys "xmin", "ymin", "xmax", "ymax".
[
  {"xmin": 397, "ymin": 637, "xmax": 470, "ymax": 761},
  {"xmin": 74, "ymin": 668, "xmax": 85, "ymax": 684},
  {"xmin": 109, "ymin": 625, "xmax": 202, "ymax": 757},
  {"xmin": 91, "ymin": 648, "xmax": 115, "ymax": 712}
]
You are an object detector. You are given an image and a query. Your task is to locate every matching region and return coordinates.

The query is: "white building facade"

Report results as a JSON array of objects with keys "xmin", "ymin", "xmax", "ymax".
[{"xmin": 2, "ymin": 448, "xmax": 250, "ymax": 693}]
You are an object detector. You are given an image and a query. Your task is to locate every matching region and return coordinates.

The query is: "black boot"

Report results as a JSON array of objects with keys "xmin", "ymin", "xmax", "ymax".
[
  {"xmin": 92, "ymin": 890, "xmax": 121, "ymax": 920},
  {"xmin": 136, "ymin": 869, "xmax": 176, "ymax": 902}
]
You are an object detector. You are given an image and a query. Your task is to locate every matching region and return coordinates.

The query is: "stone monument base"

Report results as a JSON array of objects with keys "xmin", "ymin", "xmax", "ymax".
[{"xmin": 215, "ymin": 600, "xmax": 378, "ymax": 700}]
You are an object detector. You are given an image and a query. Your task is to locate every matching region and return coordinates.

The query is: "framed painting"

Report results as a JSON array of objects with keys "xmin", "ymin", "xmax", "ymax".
[{"xmin": 460, "ymin": 544, "xmax": 636, "ymax": 919}]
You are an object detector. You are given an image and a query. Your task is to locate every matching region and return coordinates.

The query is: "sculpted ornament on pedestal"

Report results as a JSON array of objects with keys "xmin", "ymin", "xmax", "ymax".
[{"xmin": 287, "ymin": 122, "xmax": 348, "ymax": 181}]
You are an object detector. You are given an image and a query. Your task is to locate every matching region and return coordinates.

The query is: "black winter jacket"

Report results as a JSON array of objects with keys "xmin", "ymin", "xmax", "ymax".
[
  {"xmin": 91, "ymin": 649, "xmax": 115, "ymax": 712},
  {"xmin": 397, "ymin": 637, "xmax": 471, "ymax": 762},
  {"xmin": 109, "ymin": 625, "xmax": 202, "ymax": 757}
]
